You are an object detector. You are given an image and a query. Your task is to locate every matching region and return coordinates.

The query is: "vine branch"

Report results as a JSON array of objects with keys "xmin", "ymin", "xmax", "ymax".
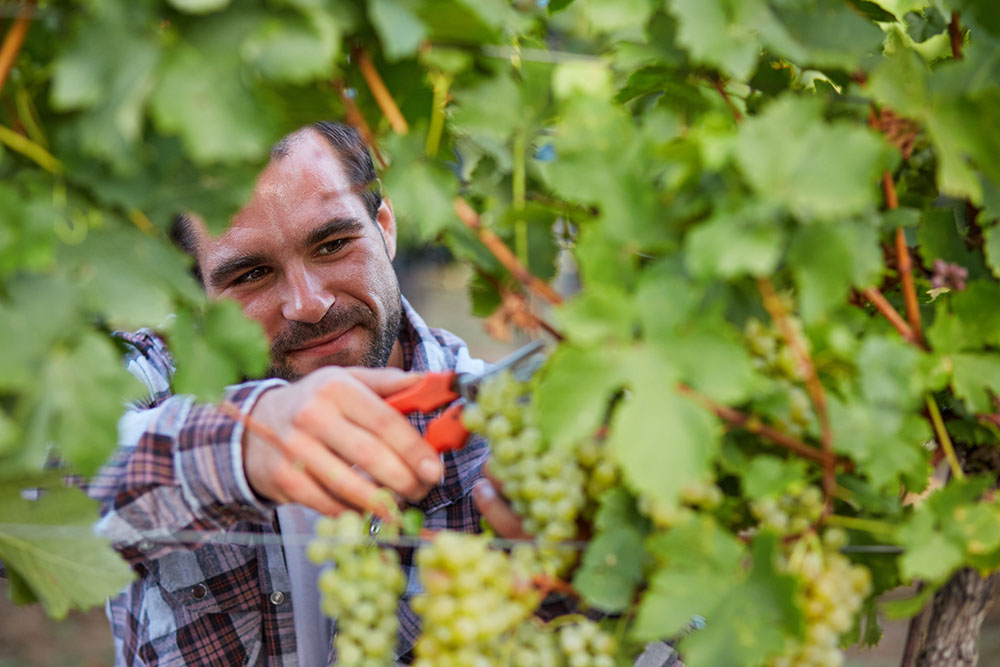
[
  {"xmin": 949, "ymin": 11, "xmax": 963, "ymax": 60},
  {"xmin": 711, "ymin": 75, "xmax": 743, "ymax": 123},
  {"xmin": 882, "ymin": 168, "xmax": 926, "ymax": 348},
  {"xmin": 675, "ymin": 383, "xmax": 843, "ymax": 469},
  {"xmin": 756, "ymin": 277, "xmax": 835, "ymax": 508},
  {"xmin": 333, "ymin": 78, "xmax": 387, "ymax": 170},
  {"xmin": 0, "ymin": 0, "xmax": 33, "ymax": 96},
  {"xmin": 355, "ymin": 46, "xmax": 409, "ymax": 135},
  {"xmin": 860, "ymin": 286, "xmax": 917, "ymax": 344},
  {"xmin": 454, "ymin": 197, "xmax": 564, "ymax": 306}
]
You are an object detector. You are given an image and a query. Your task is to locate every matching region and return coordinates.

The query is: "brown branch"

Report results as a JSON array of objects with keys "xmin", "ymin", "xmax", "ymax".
[
  {"xmin": 896, "ymin": 226, "xmax": 926, "ymax": 347},
  {"xmin": 675, "ymin": 383, "xmax": 846, "ymax": 469},
  {"xmin": 454, "ymin": 197, "xmax": 564, "ymax": 306},
  {"xmin": 333, "ymin": 78, "xmax": 386, "ymax": 170},
  {"xmin": 949, "ymin": 11, "xmax": 963, "ymax": 60},
  {"xmin": 355, "ymin": 47, "xmax": 409, "ymax": 135},
  {"xmin": 711, "ymin": 76, "xmax": 743, "ymax": 123},
  {"xmin": 860, "ymin": 286, "xmax": 918, "ymax": 344},
  {"xmin": 0, "ymin": 1, "xmax": 34, "ymax": 97},
  {"xmin": 756, "ymin": 277, "xmax": 835, "ymax": 509}
]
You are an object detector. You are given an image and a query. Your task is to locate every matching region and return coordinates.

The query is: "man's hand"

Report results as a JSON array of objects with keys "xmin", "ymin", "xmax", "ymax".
[
  {"xmin": 243, "ymin": 367, "xmax": 445, "ymax": 517},
  {"xmin": 472, "ymin": 467, "xmax": 532, "ymax": 540}
]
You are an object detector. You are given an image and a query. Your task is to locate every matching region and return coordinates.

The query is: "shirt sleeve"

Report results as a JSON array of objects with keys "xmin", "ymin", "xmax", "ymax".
[{"xmin": 89, "ymin": 379, "xmax": 286, "ymax": 566}]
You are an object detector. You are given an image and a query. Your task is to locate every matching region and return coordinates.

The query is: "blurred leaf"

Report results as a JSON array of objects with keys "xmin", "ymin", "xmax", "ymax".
[
  {"xmin": 241, "ymin": 13, "xmax": 340, "ymax": 83},
  {"xmin": 573, "ymin": 490, "xmax": 647, "ymax": 612},
  {"xmin": 685, "ymin": 204, "xmax": 784, "ymax": 280},
  {"xmin": 168, "ymin": 0, "xmax": 231, "ymax": 13},
  {"xmin": 369, "ymin": 0, "xmax": 428, "ymax": 61},
  {"xmin": 0, "ymin": 485, "xmax": 134, "ymax": 619}
]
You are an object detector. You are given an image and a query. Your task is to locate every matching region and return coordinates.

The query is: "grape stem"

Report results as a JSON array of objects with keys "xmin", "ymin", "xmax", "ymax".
[
  {"xmin": 675, "ymin": 383, "xmax": 844, "ymax": 469},
  {"xmin": 0, "ymin": 0, "xmax": 33, "ymax": 96},
  {"xmin": 0, "ymin": 122, "xmax": 61, "ymax": 173},
  {"xmin": 711, "ymin": 75, "xmax": 743, "ymax": 123},
  {"xmin": 454, "ymin": 197, "xmax": 564, "ymax": 306},
  {"xmin": 355, "ymin": 46, "xmax": 409, "ymax": 135},
  {"xmin": 949, "ymin": 11, "xmax": 963, "ymax": 60},
  {"xmin": 333, "ymin": 78, "xmax": 387, "ymax": 170},
  {"xmin": 925, "ymin": 394, "xmax": 965, "ymax": 480},
  {"xmin": 755, "ymin": 277, "xmax": 835, "ymax": 511},
  {"xmin": 860, "ymin": 286, "xmax": 918, "ymax": 344}
]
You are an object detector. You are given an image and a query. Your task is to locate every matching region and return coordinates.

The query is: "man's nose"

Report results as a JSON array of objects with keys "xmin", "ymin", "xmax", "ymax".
[{"xmin": 280, "ymin": 267, "xmax": 334, "ymax": 323}]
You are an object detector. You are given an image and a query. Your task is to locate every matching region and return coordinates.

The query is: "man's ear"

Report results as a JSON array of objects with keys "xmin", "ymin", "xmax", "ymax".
[{"xmin": 375, "ymin": 196, "xmax": 397, "ymax": 261}]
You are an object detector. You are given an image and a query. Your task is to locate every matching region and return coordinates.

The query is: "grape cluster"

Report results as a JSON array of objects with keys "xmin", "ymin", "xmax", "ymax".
[
  {"xmin": 501, "ymin": 620, "xmax": 563, "ymax": 667},
  {"xmin": 930, "ymin": 258, "xmax": 969, "ymax": 291},
  {"xmin": 463, "ymin": 371, "xmax": 587, "ymax": 574},
  {"xmin": 744, "ymin": 318, "xmax": 816, "ymax": 437},
  {"xmin": 770, "ymin": 531, "xmax": 871, "ymax": 667},
  {"xmin": 412, "ymin": 531, "xmax": 541, "ymax": 667},
  {"xmin": 308, "ymin": 512, "xmax": 405, "ymax": 666},
  {"xmin": 751, "ymin": 483, "xmax": 824, "ymax": 535},
  {"xmin": 557, "ymin": 619, "xmax": 617, "ymax": 667},
  {"xmin": 576, "ymin": 436, "xmax": 620, "ymax": 506}
]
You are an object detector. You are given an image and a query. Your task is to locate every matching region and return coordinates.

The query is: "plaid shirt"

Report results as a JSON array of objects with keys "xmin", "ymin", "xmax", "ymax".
[{"xmin": 89, "ymin": 298, "xmax": 490, "ymax": 666}]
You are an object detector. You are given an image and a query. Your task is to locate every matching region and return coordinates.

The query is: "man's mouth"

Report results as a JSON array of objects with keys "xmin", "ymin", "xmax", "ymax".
[{"xmin": 286, "ymin": 326, "xmax": 358, "ymax": 357}]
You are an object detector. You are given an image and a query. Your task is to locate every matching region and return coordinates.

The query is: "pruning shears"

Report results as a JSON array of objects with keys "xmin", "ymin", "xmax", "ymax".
[{"xmin": 385, "ymin": 340, "xmax": 546, "ymax": 453}]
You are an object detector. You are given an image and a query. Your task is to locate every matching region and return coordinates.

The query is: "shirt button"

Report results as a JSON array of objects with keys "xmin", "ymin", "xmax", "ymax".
[
  {"xmin": 270, "ymin": 591, "xmax": 285, "ymax": 605},
  {"xmin": 137, "ymin": 540, "xmax": 153, "ymax": 552},
  {"xmin": 191, "ymin": 584, "xmax": 207, "ymax": 600}
]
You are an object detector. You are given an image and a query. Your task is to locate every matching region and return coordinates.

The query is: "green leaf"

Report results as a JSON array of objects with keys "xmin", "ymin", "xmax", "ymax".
[
  {"xmin": 951, "ymin": 352, "xmax": 1000, "ymax": 413},
  {"xmin": 151, "ymin": 15, "xmax": 277, "ymax": 164},
  {"xmin": 882, "ymin": 583, "xmax": 936, "ymax": 620},
  {"xmin": 764, "ymin": 0, "xmax": 885, "ymax": 71},
  {"xmin": 168, "ymin": 0, "xmax": 231, "ymax": 13},
  {"xmin": 788, "ymin": 220, "xmax": 882, "ymax": 322},
  {"xmin": 985, "ymin": 223, "xmax": 1000, "ymax": 279},
  {"xmin": 742, "ymin": 456, "xmax": 809, "ymax": 500},
  {"xmin": 916, "ymin": 208, "xmax": 989, "ymax": 280},
  {"xmin": 735, "ymin": 96, "xmax": 890, "ymax": 220},
  {"xmin": 857, "ymin": 336, "xmax": 925, "ymax": 411},
  {"xmin": 556, "ymin": 284, "xmax": 636, "ymax": 346},
  {"xmin": 684, "ymin": 205, "xmax": 784, "ymax": 280},
  {"xmin": 900, "ymin": 528, "xmax": 964, "ymax": 583},
  {"xmin": 368, "ymin": 0, "xmax": 428, "ymax": 61},
  {"xmin": 451, "ymin": 72, "xmax": 526, "ymax": 145},
  {"xmin": 0, "ymin": 485, "xmax": 134, "ymax": 619},
  {"xmin": 42, "ymin": 333, "xmax": 144, "ymax": 476},
  {"xmin": 573, "ymin": 490, "xmax": 647, "ymax": 612},
  {"xmin": 634, "ymin": 516, "xmax": 745, "ymax": 640},
  {"xmin": 241, "ymin": 14, "xmax": 340, "ymax": 83},
  {"xmin": 666, "ymin": 0, "xmax": 763, "ymax": 80},
  {"xmin": 609, "ymin": 348, "xmax": 719, "ymax": 511},
  {"xmin": 535, "ymin": 345, "xmax": 625, "ymax": 446}
]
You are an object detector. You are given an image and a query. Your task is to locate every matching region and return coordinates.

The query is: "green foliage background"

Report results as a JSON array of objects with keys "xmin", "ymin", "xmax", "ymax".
[{"xmin": 2, "ymin": 0, "xmax": 1000, "ymax": 662}]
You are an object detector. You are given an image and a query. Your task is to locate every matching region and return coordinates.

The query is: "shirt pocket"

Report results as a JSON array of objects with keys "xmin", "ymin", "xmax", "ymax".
[{"xmin": 153, "ymin": 543, "xmax": 262, "ymax": 616}]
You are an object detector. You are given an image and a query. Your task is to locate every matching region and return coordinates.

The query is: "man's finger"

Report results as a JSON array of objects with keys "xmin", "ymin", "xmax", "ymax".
[
  {"xmin": 473, "ymin": 478, "xmax": 531, "ymax": 540},
  {"xmin": 347, "ymin": 367, "xmax": 424, "ymax": 397}
]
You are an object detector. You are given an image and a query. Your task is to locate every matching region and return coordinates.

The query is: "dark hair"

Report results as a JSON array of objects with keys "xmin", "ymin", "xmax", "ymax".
[{"xmin": 170, "ymin": 122, "xmax": 382, "ymax": 285}]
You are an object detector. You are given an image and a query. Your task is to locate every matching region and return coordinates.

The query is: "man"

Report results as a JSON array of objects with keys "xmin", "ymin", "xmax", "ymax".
[{"xmin": 89, "ymin": 121, "xmax": 521, "ymax": 665}]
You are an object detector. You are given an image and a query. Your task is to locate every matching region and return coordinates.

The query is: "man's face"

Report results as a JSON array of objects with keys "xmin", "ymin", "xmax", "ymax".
[{"xmin": 195, "ymin": 130, "xmax": 403, "ymax": 380}]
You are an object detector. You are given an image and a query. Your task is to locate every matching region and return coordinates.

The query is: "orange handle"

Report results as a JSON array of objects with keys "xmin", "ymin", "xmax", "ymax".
[
  {"xmin": 385, "ymin": 372, "xmax": 459, "ymax": 414},
  {"xmin": 425, "ymin": 404, "xmax": 470, "ymax": 452}
]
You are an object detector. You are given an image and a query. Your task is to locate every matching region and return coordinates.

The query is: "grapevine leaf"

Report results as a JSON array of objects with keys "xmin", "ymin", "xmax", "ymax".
[
  {"xmin": 735, "ymin": 96, "xmax": 890, "ymax": 220},
  {"xmin": 665, "ymin": 0, "xmax": 763, "ymax": 80},
  {"xmin": 0, "ymin": 485, "xmax": 134, "ymax": 619},
  {"xmin": 150, "ymin": 14, "xmax": 277, "ymax": 165},
  {"xmin": 950, "ymin": 352, "xmax": 1000, "ymax": 413},
  {"xmin": 857, "ymin": 337, "xmax": 925, "ymax": 411},
  {"xmin": 556, "ymin": 284, "xmax": 636, "ymax": 346},
  {"xmin": 915, "ymin": 208, "xmax": 989, "ymax": 281},
  {"xmin": 633, "ymin": 516, "xmax": 745, "ymax": 640},
  {"xmin": 882, "ymin": 583, "xmax": 937, "ymax": 620},
  {"xmin": 679, "ymin": 535, "xmax": 801, "ymax": 667},
  {"xmin": 368, "ymin": 0, "xmax": 428, "ymax": 61},
  {"xmin": 684, "ymin": 205, "xmax": 784, "ymax": 280},
  {"xmin": 573, "ymin": 523, "xmax": 645, "ymax": 612},
  {"xmin": 948, "ymin": 281, "xmax": 1000, "ymax": 349},
  {"xmin": 168, "ymin": 0, "xmax": 231, "ymax": 13},
  {"xmin": 742, "ymin": 456, "xmax": 809, "ymax": 500},
  {"xmin": 42, "ymin": 333, "xmax": 144, "ymax": 476},
  {"xmin": 451, "ymin": 72, "xmax": 526, "ymax": 145},
  {"xmin": 665, "ymin": 325, "xmax": 757, "ymax": 405},
  {"xmin": 899, "ymin": 517, "xmax": 964, "ymax": 583},
  {"xmin": 788, "ymin": 220, "xmax": 882, "ymax": 322},
  {"xmin": 609, "ymin": 348, "xmax": 719, "ymax": 512},
  {"xmin": 765, "ymin": 0, "xmax": 884, "ymax": 70},
  {"xmin": 985, "ymin": 224, "xmax": 1000, "ymax": 279},
  {"xmin": 535, "ymin": 345, "xmax": 626, "ymax": 446},
  {"xmin": 241, "ymin": 13, "xmax": 340, "ymax": 84}
]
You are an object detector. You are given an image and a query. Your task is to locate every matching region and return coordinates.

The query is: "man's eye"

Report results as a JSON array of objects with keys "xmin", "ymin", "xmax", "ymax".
[
  {"xmin": 234, "ymin": 267, "xmax": 269, "ymax": 285},
  {"xmin": 317, "ymin": 238, "xmax": 349, "ymax": 256}
]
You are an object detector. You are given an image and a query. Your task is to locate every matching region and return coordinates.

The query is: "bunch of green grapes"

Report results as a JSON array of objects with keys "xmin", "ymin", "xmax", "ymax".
[
  {"xmin": 499, "ymin": 620, "xmax": 563, "ymax": 667},
  {"xmin": 308, "ymin": 511, "xmax": 405, "ymax": 666},
  {"xmin": 751, "ymin": 483, "xmax": 824, "ymax": 534},
  {"xmin": 412, "ymin": 531, "xmax": 540, "ymax": 666},
  {"xmin": 463, "ymin": 371, "xmax": 587, "ymax": 574},
  {"xmin": 575, "ymin": 436, "xmax": 620, "ymax": 506},
  {"xmin": 557, "ymin": 619, "xmax": 617, "ymax": 667},
  {"xmin": 744, "ymin": 318, "xmax": 816, "ymax": 436},
  {"xmin": 769, "ymin": 530, "xmax": 871, "ymax": 667}
]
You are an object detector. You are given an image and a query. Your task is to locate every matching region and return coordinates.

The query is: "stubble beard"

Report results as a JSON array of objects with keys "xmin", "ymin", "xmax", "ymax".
[{"xmin": 265, "ymin": 291, "xmax": 403, "ymax": 381}]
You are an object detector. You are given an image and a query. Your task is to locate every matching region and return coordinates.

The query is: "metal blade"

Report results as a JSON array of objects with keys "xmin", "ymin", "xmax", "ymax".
[{"xmin": 456, "ymin": 340, "xmax": 546, "ymax": 401}]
